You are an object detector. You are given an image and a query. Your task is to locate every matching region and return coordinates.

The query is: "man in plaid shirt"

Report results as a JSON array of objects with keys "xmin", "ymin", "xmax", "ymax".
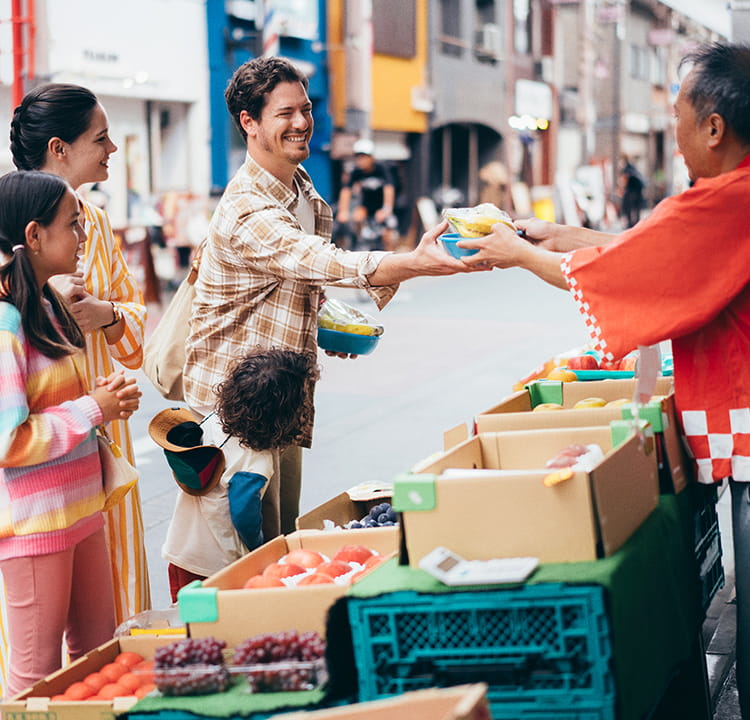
[
  {"xmin": 184, "ymin": 56, "xmax": 477, "ymax": 539},
  {"xmin": 462, "ymin": 42, "xmax": 750, "ymax": 714}
]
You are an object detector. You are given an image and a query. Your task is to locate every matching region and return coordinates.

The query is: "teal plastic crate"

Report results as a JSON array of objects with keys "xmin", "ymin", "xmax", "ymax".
[{"xmin": 347, "ymin": 583, "xmax": 615, "ymax": 719}]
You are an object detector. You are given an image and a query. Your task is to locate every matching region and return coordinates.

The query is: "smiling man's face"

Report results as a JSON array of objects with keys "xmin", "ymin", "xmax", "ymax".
[{"xmin": 243, "ymin": 81, "xmax": 313, "ymax": 184}]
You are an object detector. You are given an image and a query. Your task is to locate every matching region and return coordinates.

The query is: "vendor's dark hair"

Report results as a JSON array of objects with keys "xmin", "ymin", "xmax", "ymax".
[
  {"xmin": 680, "ymin": 42, "xmax": 750, "ymax": 144},
  {"xmin": 0, "ymin": 171, "xmax": 85, "ymax": 357},
  {"xmin": 10, "ymin": 83, "xmax": 98, "ymax": 170},
  {"xmin": 225, "ymin": 56, "xmax": 308, "ymax": 140},
  {"xmin": 215, "ymin": 347, "xmax": 320, "ymax": 451}
]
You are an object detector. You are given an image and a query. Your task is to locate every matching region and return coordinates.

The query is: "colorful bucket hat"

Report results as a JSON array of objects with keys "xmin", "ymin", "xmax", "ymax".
[{"xmin": 148, "ymin": 407, "xmax": 225, "ymax": 496}]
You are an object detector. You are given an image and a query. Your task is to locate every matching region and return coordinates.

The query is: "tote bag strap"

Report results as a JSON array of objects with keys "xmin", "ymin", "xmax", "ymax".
[{"xmin": 187, "ymin": 238, "xmax": 207, "ymax": 286}]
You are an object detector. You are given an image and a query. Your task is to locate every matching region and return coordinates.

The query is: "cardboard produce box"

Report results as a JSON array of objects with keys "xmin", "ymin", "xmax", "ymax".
[
  {"xmin": 296, "ymin": 491, "xmax": 393, "ymax": 530},
  {"xmin": 272, "ymin": 684, "xmax": 492, "ymax": 720},
  {"xmin": 397, "ymin": 424, "xmax": 659, "ymax": 566},
  {"xmin": 180, "ymin": 528, "xmax": 398, "ymax": 646},
  {"xmin": 469, "ymin": 377, "xmax": 689, "ymax": 493},
  {"xmin": 0, "ymin": 635, "xmax": 177, "ymax": 720}
]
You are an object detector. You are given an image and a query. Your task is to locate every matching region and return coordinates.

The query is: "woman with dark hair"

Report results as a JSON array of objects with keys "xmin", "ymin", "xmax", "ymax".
[
  {"xmin": 10, "ymin": 84, "xmax": 151, "ymax": 633},
  {"xmin": 0, "ymin": 170, "xmax": 140, "ymax": 697}
]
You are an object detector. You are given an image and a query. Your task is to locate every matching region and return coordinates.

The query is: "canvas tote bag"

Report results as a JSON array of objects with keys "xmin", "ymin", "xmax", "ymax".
[{"xmin": 143, "ymin": 240, "xmax": 205, "ymax": 401}]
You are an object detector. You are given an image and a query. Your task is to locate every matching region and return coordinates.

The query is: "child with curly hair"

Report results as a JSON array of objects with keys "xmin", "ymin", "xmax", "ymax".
[{"xmin": 156, "ymin": 347, "xmax": 319, "ymax": 602}]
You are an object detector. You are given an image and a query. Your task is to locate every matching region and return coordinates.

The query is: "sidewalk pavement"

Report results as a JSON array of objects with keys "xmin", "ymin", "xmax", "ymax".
[{"xmin": 705, "ymin": 486, "xmax": 741, "ymax": 718}]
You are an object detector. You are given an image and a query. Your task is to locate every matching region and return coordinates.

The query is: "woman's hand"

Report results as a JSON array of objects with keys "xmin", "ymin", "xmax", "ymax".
[{"xmin": 69, "ymin": 295, "xmax": 118, "ymax": 333}]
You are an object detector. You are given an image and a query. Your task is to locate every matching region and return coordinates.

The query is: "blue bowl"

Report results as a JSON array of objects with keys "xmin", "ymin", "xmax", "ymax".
[
  {"xmin": 439, "ymin": 232, "xmax": 479, "ymax": 257},
  {"xmin": 317, "ymin": 327, "xmax": 380, "ymax": 355}
]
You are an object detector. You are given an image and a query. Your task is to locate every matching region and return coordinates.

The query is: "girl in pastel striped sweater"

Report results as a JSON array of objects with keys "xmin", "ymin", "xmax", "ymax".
[{"xmin": 0, "ymin": 170, "xmax": 141, "ymax": 698}]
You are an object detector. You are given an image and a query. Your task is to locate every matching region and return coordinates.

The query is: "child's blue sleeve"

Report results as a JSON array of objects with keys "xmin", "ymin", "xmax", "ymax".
[{"xmin": 227, "ymin": 471, "xmax": 266, "ymax": 551}]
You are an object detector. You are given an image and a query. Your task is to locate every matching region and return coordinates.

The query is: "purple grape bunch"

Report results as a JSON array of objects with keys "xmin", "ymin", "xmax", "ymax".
[
  {"xmin": 153, "ymin": 637, "xmax": 230, "ymax": 696},
  {"xmin": 232, "ymin": 630, "xmax": 326, "ymax": 692}
]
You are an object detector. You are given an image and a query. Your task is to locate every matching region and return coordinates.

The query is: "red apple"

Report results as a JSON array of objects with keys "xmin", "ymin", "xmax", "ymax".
[
  {"xmin": 282, "ymin": 548, "xmax": 326, "ymax": 568},
  {"xmin": 332, "ymin": 545, "xmax": 376, "ymax": 565},
  {"xmin": 298, "ymin": 572, "xmax": 336, "ymax": 586},
  {"xmin": 315, "ymin": 560, "xmax": 352, "ymax": 578},
  {"xmin": 244, "ymin": 574, "xmax": 285, "ymax": 589},
  {"xmin": 566, "ymin": 354, "xmax": 600, "ymax": 370},
  {"xmin": 262, "ymin": 561, "xmax": 306, "ymax": 580}
]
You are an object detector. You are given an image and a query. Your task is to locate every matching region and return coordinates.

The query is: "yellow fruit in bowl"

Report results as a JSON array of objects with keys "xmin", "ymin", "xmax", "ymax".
[
  {"xmin": 605, "ymin": 398, "xmax": 630, "ymax": 407},
  {"xmin": 533, "ymin": 403, "xmax": 565, "ymax": 412},
  {"xmin": 546, "ymin": 367, "xmax": 578, "ymax": 382},
  {"xmin": 573, "ymin": 397, "xmax": 607, "ymax": 409}
]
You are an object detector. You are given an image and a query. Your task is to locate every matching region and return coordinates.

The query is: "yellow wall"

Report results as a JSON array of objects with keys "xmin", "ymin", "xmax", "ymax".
[
  {"xmin": 328, "ymin": 0, "xmax": 428, "ymax": 133},
  {"xmin": 327, "ymin": 0, "xmax": 347, "ymax": 128}
]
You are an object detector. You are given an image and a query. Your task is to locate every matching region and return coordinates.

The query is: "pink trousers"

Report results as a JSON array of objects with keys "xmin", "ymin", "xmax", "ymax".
[{"xmin": 0, "ymin": 527, "xmax": 116, "ymax": 698}]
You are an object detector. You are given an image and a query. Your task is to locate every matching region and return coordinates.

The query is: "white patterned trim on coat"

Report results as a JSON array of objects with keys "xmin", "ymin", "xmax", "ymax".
[{"xmin": 560, "ymin": 252, "xmax": 615, "ymax": 361}]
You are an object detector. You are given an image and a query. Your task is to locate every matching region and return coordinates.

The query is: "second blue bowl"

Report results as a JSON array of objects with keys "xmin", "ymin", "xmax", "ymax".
[
  {"xmin": 317, "ymin": 327, "xmax": 380, "ymax": 355},
  {"xmin": 439, "ymin": 232, "xmax": 479, "ymax": 257}
]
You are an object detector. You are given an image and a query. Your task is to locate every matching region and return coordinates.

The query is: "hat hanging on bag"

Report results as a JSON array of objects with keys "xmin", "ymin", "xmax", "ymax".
[{"xmin": 148, "ymin": 407, "xmax": 225, "ymax": 496}]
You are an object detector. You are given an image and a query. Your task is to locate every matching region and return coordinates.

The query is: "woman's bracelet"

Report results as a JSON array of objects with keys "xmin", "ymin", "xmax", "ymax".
[{"xmin": 101, "ymin": 301, "xmax": 121, "ymax": 329}]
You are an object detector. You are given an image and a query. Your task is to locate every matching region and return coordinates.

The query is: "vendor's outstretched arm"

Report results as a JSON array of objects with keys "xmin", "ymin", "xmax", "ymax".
[
  {"xmin": 458, "ymin": 222, "xmax": 568, "ymax": 290},
  {"xmin": 516, "ymin": 217, "xmax": 614, "ymax": 251},
  {"xmin": 367, "ymin": 220, "xmax": 486, "ymax": 286}
]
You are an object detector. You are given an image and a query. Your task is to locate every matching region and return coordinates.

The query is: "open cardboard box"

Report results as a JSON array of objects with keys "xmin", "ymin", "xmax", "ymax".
[
  {"xmin": 180, "ymin": 528, "xmax": 398, "ymax": 646},
  {"xmin": 296, "ymin": 491, "xmax": 393, "ymax": 530},
  {"xmin": 272, "ymin": 684, "xmax": 491, "ymax": 720},
  {"xmin": 463, "ymin": 377, "xmax": 690, "ymax": 493},
  {"xmin": 0, "ymin": 635, "xmax": 177, "ymax": 720},
  {"xmin": 398, "ymin": 424, "xmax": 659, "ymax": 566}
]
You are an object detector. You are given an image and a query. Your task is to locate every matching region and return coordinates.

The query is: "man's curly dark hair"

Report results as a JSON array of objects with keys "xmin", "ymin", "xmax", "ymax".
[{"xmin": 214, "ymin": 347, "xmax": 320, "ymax": 452}]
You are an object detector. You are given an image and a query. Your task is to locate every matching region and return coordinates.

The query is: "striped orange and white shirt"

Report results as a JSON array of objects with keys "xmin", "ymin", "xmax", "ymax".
[{"xmin": 78, "ymin": 201, "xmax": 151, "ymax": 621}]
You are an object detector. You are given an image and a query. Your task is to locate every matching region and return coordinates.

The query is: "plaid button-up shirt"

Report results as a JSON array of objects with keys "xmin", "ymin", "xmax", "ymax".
[{"xmin": 184, "ymin": 153, "xmax": 398, "ymax": 446}]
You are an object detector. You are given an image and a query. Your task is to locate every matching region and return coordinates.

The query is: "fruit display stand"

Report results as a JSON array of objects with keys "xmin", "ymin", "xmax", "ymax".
[
  {"xmin": 0, "ymin": 635, "xmax": 177, "ymax": 720},
  {"xmin": 471, "ymin": 377, "xmax": 690, "ymax": 494},
  {"xmin": 400, "ymin": 424, "xmax": 659, "ymax": 566},
  {"xmin": 178, "ymin": 529, "xmax": 399, "ymax": 646},
  {"xmin": 325, "ymin": 492, "xmax": 708, "ymax": 720}
]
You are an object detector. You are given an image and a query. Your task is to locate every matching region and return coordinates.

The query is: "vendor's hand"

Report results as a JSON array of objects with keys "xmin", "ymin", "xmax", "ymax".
[
  {"xmin": 69, "ymin": 294, "xmax": 117, "ymax": 333},
  {"xmin": 514, "ymin": 217, "xmax": 565, "ymax": 251},
  {"xmin": 458, "ymin": 221, "xmax": 533, "ymax": 270},
  {"xmin": 411, "ymin": 220, "xmax": 490, "ymax": 276},
  {"xmin": 48, "ymin": 271, "xmax": 86, "ymax": 304},
  {"xmin": 324, "ymin": 350, "xmax": 359, "ymax": 360}
]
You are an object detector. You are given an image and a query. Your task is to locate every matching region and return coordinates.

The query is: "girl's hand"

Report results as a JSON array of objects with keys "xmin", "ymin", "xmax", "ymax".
[{"xmin": 93, "ymin": 373, "xmax": 141, "ymax": 421}]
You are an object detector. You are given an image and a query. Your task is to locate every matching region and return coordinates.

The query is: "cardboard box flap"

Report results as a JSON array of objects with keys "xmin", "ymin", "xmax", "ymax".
[
  {"xmin": 590, "ymin": 432, "xmax": 659, "ymax": 556},
  {"xmin": 444, "ymin": 423, "xmax": 469, "ymax": 450},
  {"xmin": 270, "ymin": 684, "xmax": 490, "ymax": 720},
  {"xmin": 493, "ymin": 426, "xmax": 615, "ymax": 469}
]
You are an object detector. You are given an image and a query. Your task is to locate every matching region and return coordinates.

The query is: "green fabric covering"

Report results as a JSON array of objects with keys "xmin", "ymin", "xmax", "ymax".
[
  {"xmin": 128, "ymin": 679, "xmax": 325, "ymax": 718},
  {"xmin": 348, "ymin": 492, "xmax": 702, "ymax": 720}
]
